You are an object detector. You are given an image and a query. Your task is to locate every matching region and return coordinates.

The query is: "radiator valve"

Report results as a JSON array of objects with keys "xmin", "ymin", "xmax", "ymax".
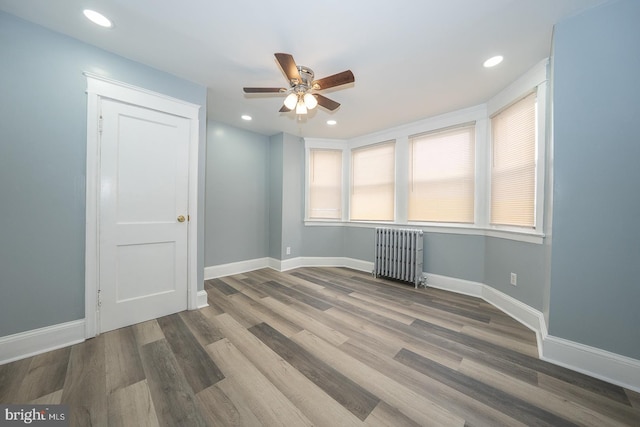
[{"xmin": 419, "ymin": 275, "xmax": 427, "ymax": 288}]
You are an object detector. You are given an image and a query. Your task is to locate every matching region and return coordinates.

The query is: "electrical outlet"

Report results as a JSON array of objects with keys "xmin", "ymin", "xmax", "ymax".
[
  {"xmin": 286, "ymin": 246, "xmax": 291, "ymax": 255},
  {"xmin": 510, "ymin": 272, "xmax": 517, "ymax": 286}
]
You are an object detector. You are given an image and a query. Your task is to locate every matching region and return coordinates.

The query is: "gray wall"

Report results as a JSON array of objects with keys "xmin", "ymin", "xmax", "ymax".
[
  {"xmin": 0, "ymin": 12, "xmax": 207, "ymax": 337},
  {"xmin": 301, "ymin": 226, "xmax": 345, "ymax": 258},
  {"xmin": 484, "ymin": 238, "xmax": 545, "ymax": 310},
  {"xmin": 205, "ymin": 121, "xmax": 270, "ymax": 265},
  {"xmin": 268, "ymin": 134, "xmax": 283, "ymax": 259},
  {"xmin": 427, "ymin": 233, "xmax": 485, "ymax": 284},
  {"xmin": 280, "ymin": 134, "xmax": 304, "ymax": 259},
  {"xmin": 344, "ymin": 227, "xmax": 376, "ymax": 262},
  {"xmin": 549, "ymin": 0, "xmax": 640, "ymax": 359}
]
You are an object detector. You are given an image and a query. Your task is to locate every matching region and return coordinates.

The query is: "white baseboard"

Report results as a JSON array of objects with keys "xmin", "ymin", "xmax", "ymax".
[
  {"xmin": 481, "ymin": 285, "xmax": 548, "ymax": 355},
  {"xmin": 276, "ymin": 257, "xmax": 302, "ymax": 272},
  {"xmin": 2, "ymin": 289, "xmax": 209, "ymax": 364},
  {"xmin": 425, "ymin": 273, "xmax": 483, "ymax": 298},
  {"xmin": 281, "ymin": 256, "xmax": 373, "ymax": 273},
  {"xmin": 427, "ymin": 272, "xmax": 546, "ymax": 356},
  {"xmin": 425, "ymin": 271, "xmax": 640, "ymax": 393},
  {"xmin": 341, "ymin": 258, "xmax": 375, "ymax": 272},
  {"xmin": 543, "ymin": 335, "xmax": 640, "ymax": 393},
  {"xmin": 196, "ymin": 290, "xmax": 209, "ymax": 309},
  {"xmin": 0, "ymin": 319, "xmax": 85, "ymax": 365},
  {"xmin": 204, "ymin": 257, "xmax": 270, "ymax": 279},
  {"xmin": 205, "ymin": 256, "xmax": 373, "ymax": 278}
]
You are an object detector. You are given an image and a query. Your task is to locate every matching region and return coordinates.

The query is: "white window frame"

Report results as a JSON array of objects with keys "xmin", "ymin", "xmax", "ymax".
[
  {"xmin": 407, "ymin": 122, "xmax": 477, "ymax": 224},
  {"xmin": 486, "ymin": 59, "xmax": 548, "ymax": 239},
  {"xmin": 349, "ymin": 140, "xmax": 397, "ymax": 222},
  {"xmin": 304, "ymin": 139, "xmax": 347, "ymax": 222}
]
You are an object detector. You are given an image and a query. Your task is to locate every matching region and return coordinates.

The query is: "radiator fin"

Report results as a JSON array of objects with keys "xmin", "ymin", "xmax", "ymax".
[{"xmin": 373, "ymin": 227, "xmax": 423, "ymax": 288}]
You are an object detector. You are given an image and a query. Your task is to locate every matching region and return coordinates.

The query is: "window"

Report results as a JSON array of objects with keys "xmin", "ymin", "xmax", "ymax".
[
  {"xmin": 308, "ymin": 149, "xmax": 342, "ymax": 220},
  {"xmin": 304, "ymin": 60, "xmax": 546, "ymax": 243},
  {"xmin": 490, "ymin": 92, "xmax": 537, "ymax": 228},
  {"xmin": 408, "ymin": 124, "xmax": 475, "ymax": 223},
  {"xmin": 350, "ymin": 141, "xmax": 395, "ymax": 221}
]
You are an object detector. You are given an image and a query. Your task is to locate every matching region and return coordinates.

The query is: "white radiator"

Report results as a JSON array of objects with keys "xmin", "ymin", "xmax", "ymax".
[{"xmin": 373, "ymin": 227, "xmax": 424, "ymax": 288}]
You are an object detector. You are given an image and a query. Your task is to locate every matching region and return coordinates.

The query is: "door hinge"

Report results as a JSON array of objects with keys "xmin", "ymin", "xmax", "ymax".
[
  {"xmin": 98, "ymin": 115, "xmax": 103, "ymax": 134},
  {"xmin": 188, "ymin": 215, "xmax": 190, "ymax": 222},
  {"xmin": 97, "ymin": 289, "xmax": 102, "ymax": 308}
]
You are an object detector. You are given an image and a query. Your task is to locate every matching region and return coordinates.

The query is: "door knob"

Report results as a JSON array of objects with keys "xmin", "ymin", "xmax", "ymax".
[{"xmin": 177, "ymin": 215, "xmax": 186, "ymax": 223}]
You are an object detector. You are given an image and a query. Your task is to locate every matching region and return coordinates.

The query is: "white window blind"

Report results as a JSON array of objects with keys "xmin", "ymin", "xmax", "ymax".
[
  {"xmin": 350, "ymin": 141, "xmax": 395, "ymax": 221},
  {"xmin": 408, "ymin": 124, "xmax": 475, "ymax": 223},
  {"xmin": 491, "ymin": 92, "xmax": 537, "ymax": 228},
  {"xmin": 308, "ymin": 149, "xmax": 342, "ymax": 219}
]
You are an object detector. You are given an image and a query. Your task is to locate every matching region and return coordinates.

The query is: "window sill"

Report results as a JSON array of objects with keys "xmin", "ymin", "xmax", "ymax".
[{"xmin": 304, "ymin": 220, "xmax": 545, "ymax": 244}]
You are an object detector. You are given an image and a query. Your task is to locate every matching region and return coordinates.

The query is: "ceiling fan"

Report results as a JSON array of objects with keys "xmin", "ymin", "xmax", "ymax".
[{"xmin": 243, "ymin": 53, "xmax": 355, "ymax": 115}]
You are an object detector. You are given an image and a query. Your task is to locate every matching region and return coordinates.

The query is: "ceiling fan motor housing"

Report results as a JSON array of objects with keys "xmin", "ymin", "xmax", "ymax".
[{"xmin": 294, "ymin": 66, "xmax": 314, "ymax": 92}]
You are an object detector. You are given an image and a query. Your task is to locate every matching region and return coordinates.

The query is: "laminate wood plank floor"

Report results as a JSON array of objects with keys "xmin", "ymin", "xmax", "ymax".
[{"xmin": 1, "ymin": 267, "xmax": 639, "ymax": 426}]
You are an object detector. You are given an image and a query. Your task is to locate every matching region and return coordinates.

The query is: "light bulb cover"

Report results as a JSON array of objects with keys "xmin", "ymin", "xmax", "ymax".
[
  {"xmin": 283, "ymin": 93, "xmax": 298, "ymax": 110},
  {"xmin": 303, "ymin": 93, "xmax": 318, "ymax": 109},
  {"xmin": 83, "ymin": 9, "xmax": 113, "ymax": 28},
  {"xmin": 483, "ymin": 55, "xmax": 503, "ymax": 68},
  {"xmin": 296, "ymin": 100, "xmax": 307, "ymax": 115}
]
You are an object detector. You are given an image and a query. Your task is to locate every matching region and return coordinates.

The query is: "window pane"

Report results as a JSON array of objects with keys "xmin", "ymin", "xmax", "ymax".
[
  {"xmin": 350, "ymin": 141, "xmax": 395, "ymax": 221},
  {"xmin": 491, "ymin": 92, "xmax": 536, "ymax": 227},
  {"xmin": 408, "ymin": 124, "xmax": 475, "ymax": 223},
  {"xmin": 309, "ymin": 149, "xmax": 342, "ymax": 219}
]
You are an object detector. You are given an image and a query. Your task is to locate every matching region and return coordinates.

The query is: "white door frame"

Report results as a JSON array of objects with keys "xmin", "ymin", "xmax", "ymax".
[{"xmin": 84, "ymin": 73, "xmax": 200, "ymax": 338}]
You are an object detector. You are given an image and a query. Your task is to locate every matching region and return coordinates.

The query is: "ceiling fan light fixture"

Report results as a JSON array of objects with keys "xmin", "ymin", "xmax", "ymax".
[
  {"xmin": 296, "ymin": 100, "xmax": 307, "ymax": 115},
  {"xmin": 283, "ymin": 93, "xmax": 298, "ymax": 110},
  {"xmin": 303, "ymin": 93, "xmax": 318, "ymax": 110}
]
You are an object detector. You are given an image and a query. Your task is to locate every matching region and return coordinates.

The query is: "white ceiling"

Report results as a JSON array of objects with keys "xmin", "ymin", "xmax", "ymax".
[{"xmin": 0, "ymin": 0, "xmax": 606, "ymax": 139}]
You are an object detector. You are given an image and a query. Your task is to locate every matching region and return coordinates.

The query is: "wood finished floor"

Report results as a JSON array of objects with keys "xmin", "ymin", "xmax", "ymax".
[{"xmin": 1, "ymin": 267, "xmax": 639, "ymax": 426}]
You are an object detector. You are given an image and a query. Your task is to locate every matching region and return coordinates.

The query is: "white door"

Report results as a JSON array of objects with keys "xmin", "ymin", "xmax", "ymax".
[{"xmin": 98, "ymin": 98, "xmax": 190, "ymax": 333}]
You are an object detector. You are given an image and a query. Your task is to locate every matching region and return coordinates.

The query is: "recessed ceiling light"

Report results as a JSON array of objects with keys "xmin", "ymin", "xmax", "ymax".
[
  {"xmin": 83, "ymin": 9, "xmax": 113, "ymax": 28},
  {"xmin": 241, "ymin": 115, "xmax": 252, "ymax": 121},
  {"xmin": 483, "ymin": 55, "xmax": 503, "ymax": 68},
  {"xmin": 326, "ymin": 120, "xmax": 337, "ymax": 126}
]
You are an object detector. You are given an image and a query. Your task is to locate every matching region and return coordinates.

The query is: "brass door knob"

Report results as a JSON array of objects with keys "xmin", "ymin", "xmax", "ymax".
[{"xmin": 177, "ymin": 215, "xmax": 186, "ymax": 223}]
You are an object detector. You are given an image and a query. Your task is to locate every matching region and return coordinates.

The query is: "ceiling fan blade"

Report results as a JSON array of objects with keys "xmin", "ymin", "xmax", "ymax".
[
  {"xmin": 312, "ymin": 70, "xmax": 355, "ymax": 90},
  {"xmin": 314, "ymin": 94, "xmax": 341, "ymax": 111},
  {"xmin": 243, "ymin": 87, "xmax": 285, "ymax": 93},
  {"xmin": 279, "ymin": 105, "xmax": 291, "ymax": 112},
  {"xmin": 275, "ymin": 53, "xmax": 302, "ymax": 84}
]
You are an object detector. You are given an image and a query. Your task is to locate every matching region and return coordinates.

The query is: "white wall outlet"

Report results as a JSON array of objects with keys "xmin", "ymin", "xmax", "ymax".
[
  {"xmin": 286, "ymin": 246, "xmax": 291, "ymax": 255},
  {"xmin": 510, "ymin": 272, "xmax": 517, "ymax": 286}
]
